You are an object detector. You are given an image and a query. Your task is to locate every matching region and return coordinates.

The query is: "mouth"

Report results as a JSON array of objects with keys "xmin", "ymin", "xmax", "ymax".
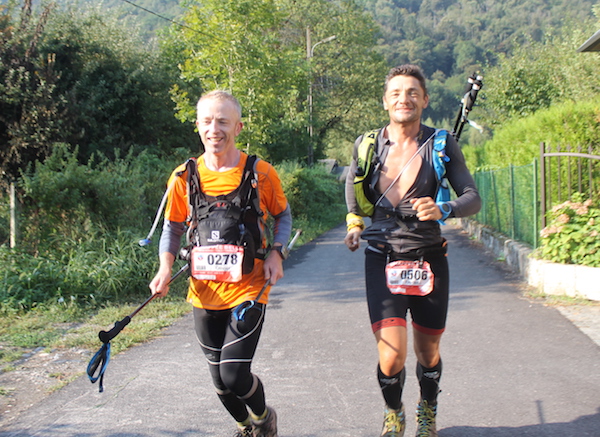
[{"xmin": 207, "ymin": 136, "xmax": 223, "ymax": 144}]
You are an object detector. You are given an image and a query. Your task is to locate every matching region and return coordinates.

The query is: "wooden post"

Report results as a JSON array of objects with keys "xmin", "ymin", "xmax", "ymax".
[{"xmin": 10, "ymin": 181, "xmax": 17, "ymax": 248}]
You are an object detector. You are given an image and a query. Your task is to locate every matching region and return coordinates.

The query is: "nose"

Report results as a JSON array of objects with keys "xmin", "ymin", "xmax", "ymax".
[
  {"xmin": 397, "ymin": 90, "xmax": 410, "ymax": 103},
  {"xmin": 207, "ymin": 119, "xmax": 220, "ymax": 132}
]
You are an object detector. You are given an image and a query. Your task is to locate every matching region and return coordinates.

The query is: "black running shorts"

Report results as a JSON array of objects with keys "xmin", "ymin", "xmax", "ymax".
[{"xmin": 364, "ymin": 244, "xmax": 449, "ymax": 335}]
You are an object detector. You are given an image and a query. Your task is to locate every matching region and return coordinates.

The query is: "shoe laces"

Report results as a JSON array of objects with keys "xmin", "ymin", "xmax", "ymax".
[
  {"xmin": 416, "ymin": 401, "xmax": 437, "ymax": 437},
  {"xmin": 383, "ymin": 407, "xmax": 405, "ymax": 433}
]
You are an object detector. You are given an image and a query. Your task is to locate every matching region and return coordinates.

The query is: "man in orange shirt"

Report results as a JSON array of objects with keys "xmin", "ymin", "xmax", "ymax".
[{"xmin": 150, "ymin": 90, "xmax": 291, "ymax": 437}]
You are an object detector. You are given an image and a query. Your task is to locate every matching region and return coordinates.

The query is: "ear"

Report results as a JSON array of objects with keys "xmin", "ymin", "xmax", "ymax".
[
  {"xmin": 235, "ymin": 121, "xmax": 244, "ymax": 136},
  {"xmin": 382, "ymin": 96, "xmax": 388, "ymax": 111},
  {"xmin": 423, "ymin": 94, "xmax": 429, "ymax": 109}
]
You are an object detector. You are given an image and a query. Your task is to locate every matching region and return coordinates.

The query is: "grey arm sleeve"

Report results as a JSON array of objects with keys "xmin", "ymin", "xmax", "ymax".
[
  {"xmin": 158, "ymin": 220, "xmax": 186, "ymax": 257},
  {"xmin": 445, "ymin": 135, "xmax": 482, "ymax": 218},
  {"xmin": 272, "ymin": 204, "xmax": 292, "ymax": 246},
  {"xmin": 345, "ymin": 135, "xmax": 363, "ymax": 215}
]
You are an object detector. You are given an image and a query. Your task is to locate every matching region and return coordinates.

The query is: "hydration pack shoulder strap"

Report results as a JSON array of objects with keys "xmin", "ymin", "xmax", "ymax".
[
  {"xmin": 432, "ymin": 129, "xmax": 450, "ymax": 204},
  {"xmin": 353, "ymin": 129, "xmax": 382, "ymax": 217}
]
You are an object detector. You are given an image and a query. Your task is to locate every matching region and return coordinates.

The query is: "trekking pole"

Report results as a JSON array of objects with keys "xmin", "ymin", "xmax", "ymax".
[
  {"xmin": 452, "ymin": 73, "xmax": 483, "ymax": 143},
  {"xmin": 87, "ymin": 263, "xmax": 189, "ymax": 392},
  {"xmin": 233, "ymin": 229, "xmax": 302, "ymax": 332},
  {"xmin": 138, "ymin": 176, "xmax": 180, "ymax": 247}
]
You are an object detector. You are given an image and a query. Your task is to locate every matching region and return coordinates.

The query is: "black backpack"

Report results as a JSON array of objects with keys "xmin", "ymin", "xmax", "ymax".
[{"xmin": 183, "ymin": 155, "xmax": 264, "ymax": 275}]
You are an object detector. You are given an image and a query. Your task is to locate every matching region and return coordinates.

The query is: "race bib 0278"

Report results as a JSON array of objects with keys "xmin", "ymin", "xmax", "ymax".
[
  {"xmin": 385, "ymin": 260, "xmax": 434, "ymax": 296},
  {"xmin": 190, "ymin": 245, "xmax": 244, "ymax": 283}
]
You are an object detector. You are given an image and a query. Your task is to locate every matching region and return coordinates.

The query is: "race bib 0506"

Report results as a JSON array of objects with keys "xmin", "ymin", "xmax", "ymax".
[
  {"xmin": 385, "ymin": 260, "xmax": 434, "ymax": 296},
  {"xmin": 190, "ymin": 245, "xmax": 244, "ymax": 283}
]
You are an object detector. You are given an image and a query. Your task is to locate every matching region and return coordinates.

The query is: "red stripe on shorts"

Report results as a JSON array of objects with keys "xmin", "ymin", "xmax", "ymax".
[
  {"xmin": 372, "ymin": 317, "xmax": 407, "ymax": 333},
  {"xmin": 412, "ymin": 321, "xmax": 445, "ymax": 336}
]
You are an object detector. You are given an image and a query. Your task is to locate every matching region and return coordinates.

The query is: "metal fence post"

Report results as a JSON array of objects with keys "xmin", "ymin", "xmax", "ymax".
[
  {"xmin": 533, "ymin": 158, "xmax": 539, "ymax": 249},
  {"xmin": 540, "ymin": 142, "xmax": 546, "ymax": 229}
]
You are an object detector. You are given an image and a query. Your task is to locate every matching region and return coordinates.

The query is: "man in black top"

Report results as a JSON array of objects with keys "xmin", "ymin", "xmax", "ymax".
[{"xmin": 344, "ymin": 65, "xmax": 481, "ymax": 437}]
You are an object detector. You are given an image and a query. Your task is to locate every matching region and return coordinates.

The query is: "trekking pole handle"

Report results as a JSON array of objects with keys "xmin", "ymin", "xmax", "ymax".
[{"xmin": 98, "ymin": 264, "xmax": 189, "ymax": 344}]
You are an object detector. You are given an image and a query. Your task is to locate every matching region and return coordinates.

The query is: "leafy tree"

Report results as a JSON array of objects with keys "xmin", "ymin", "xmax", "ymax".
[
  {"xmin": 291, "ymin": 0, "xmax": 388, "ymax": 162},
  {"xmin": 162, "ymin": 0, "xmax": 387, "ymax": 164},
  {"xmin": 41, "ymin": 4, "xmax": 197, "ymax": 162},
  {"xmin": 162, "ymin": 0, "xmax": 306, "ymax": 161},
  {"xmin": 0, "ymin": 0, "xmax": 62, "ymax": 183},
  {"xmin": 479, "ymin": 23, "xmax": 600, "ymax": 129}
]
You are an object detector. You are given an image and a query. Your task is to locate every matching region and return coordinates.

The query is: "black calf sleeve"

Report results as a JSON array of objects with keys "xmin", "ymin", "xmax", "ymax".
[
  {"xmin": 217, "ymin": 390, "xmax": 249, "ymax": 423},
  {"xmin": 377, "ymin": 364, "xmax": 406, "ymax": 410},
  {"xmin": 417, "ymin": 358, "xmax": 443, "ymax": 405}
]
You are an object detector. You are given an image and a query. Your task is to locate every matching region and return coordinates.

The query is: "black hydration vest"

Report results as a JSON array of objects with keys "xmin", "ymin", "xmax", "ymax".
[{"xmin": 184, "ymin": 155, "xmax": 264, "ymax": 275}]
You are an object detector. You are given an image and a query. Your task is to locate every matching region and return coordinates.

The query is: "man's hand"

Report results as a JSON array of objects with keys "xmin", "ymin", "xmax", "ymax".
[
  {"xmin": 264, "ymin": 249, "xmax": 284, "ymax": 285},
  {"xmin": 410, "ymin": 197, "xmax": 443, "ymax": 222},
  {"xmin": 345, "ymin": 227, "xmax": 362, "ymax": 252},
  {"xmin": 149, "ymin": 253, "xmax": 175, "ymax": 298}
]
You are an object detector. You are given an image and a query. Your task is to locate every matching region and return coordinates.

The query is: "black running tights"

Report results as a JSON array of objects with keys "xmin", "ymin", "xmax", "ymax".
[{"xmin": 193, "ymin": 305, "xmax": 266, "ymax": 422}]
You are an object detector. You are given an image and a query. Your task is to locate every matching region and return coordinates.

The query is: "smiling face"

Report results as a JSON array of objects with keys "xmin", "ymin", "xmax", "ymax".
[
  {"xmin": 382, "ymin": 74, "xmax": 429, "ymax": 126},
  {"xmin": 195, "ymin": 96, "xmax": 243, "ymax": 158}
]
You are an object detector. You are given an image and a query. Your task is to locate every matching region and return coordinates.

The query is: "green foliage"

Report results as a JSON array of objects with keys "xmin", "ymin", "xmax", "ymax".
[
  {"xmin": 163, "ymin": 0, "xmax": 305, "ymax": 161},
  {"xmin": 362, "ymin": 0, "xmax": 596, "ymax": 125},
  {"xmin": 275, "ymin": 161, "xmax": 346, "ymax": 241},
  {"xmin": 536, "ymin": 194, "xmax": 600, "ymax": 267},
  {"xmin": 479, "ymin": 27, "xmax": 600, "ymax": 128},
  {"xmin": 0, "ymin": 144, "xmax": 191, "ymax": 312},
  {"xmin": 41, "ymin": 4, "xmax": 197, "ymax": 161},
  {"xmin": 469, "ymin": 100, "xmax": 600, "ymax": 169},
  {"xmin": 162, "ymin": 0, "xmax": 387, "ymax": 164},
  {"xmin": 17, "ymin": 144, "xmax": 185, "ymax": 250},
  {"xmin": 0, "ymin": 228, "xmax": 161, "ymax": 312},
  {"xmin": 0, "ymin": 0, "xmax": 63, "ymax": 182}
]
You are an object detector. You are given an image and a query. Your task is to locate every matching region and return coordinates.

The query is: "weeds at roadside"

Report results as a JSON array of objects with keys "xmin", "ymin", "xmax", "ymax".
[
  {"xmin": 523, "ymin": 289, "xmax": 600, "ymax": 307},
  {"xmin": 0, "ymin": 292, "xmax": 191, "ymax": 372},
  {"xmin": 0, "ymin": 387, "xmax": 12, "ymax": 396}
]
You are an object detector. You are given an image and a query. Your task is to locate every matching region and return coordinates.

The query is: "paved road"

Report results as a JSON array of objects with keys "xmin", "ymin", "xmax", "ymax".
[{"xmin": 1, "ymin": 224, "xmax": 599, "ymax": 436}]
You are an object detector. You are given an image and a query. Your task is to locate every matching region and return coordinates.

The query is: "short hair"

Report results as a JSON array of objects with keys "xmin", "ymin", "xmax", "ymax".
[
  {"xmin": 384, "ymin": 64, "xmax": 428, "ymax": 96},
  {"xmin": 196, "ymin": 90, "xmax": 242, "ymax": 119}
]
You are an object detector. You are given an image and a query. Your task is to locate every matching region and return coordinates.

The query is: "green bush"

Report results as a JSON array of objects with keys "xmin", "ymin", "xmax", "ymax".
[
  {"xmin": 0, "ymin": 228, "xmax": 159, "ymax": 313},
  {"xmin": 469, "ymin": 100, "xmax": 600, "ymax": 169},
  {"xmin": 535, "ymin": 193, "xmax": 600, "ymax": 267},
  {"xmin": 0, "ymin": 149, "xmax": 345, "ymax": 313},
  {"xmin": 276, "ymin": 161, "xmax": 346, "ymax": 241}
]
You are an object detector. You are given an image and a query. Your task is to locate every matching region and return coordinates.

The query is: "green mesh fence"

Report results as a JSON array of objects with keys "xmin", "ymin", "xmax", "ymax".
[{"xmin": 472, "ymin": 161, "xmax": 539, "ymax": 248}]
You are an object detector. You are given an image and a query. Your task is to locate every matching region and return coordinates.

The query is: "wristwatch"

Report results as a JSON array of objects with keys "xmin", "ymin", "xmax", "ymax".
[
  {"xmin": 271, "ymin": 244, "xmax": 289, "ymax": 260},
  {"xmin": 437, "ymin": 201, "xmax": 452, "ymax": 221}
]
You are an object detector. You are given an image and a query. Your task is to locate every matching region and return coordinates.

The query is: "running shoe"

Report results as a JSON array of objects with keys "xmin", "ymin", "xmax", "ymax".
[
  {"xmin": 381, "ymin": 404, "xmax": 406, "ymax": 436},
  {"xmin": 415, "ymin": 400, "xmax": 438, "ymax": 437},
  {"xmin": 252, "ymin": 406, "xmax": 278, "ymax": 437},
  {"xmin": 233, "ymin": 425, "xmax": 254, "ymax": 437}
]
